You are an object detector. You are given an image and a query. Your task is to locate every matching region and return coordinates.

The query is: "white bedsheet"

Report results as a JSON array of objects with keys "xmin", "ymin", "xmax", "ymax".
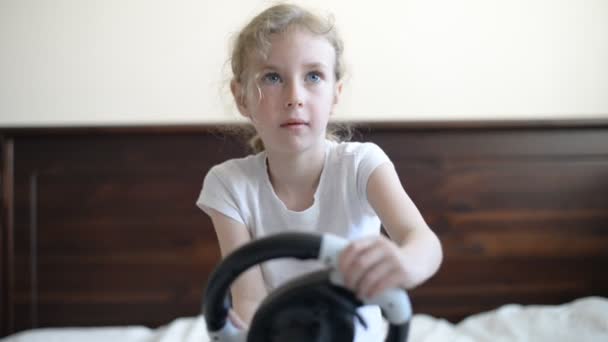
[{"xmin": 2, "ymin": 297, "xmax": 607, "ymax": 342}]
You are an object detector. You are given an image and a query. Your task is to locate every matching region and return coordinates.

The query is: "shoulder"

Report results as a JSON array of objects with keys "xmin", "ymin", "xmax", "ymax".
[
  {"xmin": 327, "ymin": 140, "xmax": 393, "ymax": 200},
  {"xmin": 327, "ymin": 140, "xmax": 389, "ymax": 163},
  {"xmin": 326, "ymin": 139, "xmax": 392, "ymax": 186},
  {"xmin": 198, "ymin": 152, "xmax": 265, "ymax": 219},
  {"xmin": 207, "ymin": 152, "xmax": 265, "ymax": 181},
  {"xmin": 203, "ymin": 153, "xmax": 266, "ymax": 193},
  {"xmin": 198, "ymin": 154, "xmax": 264, "ymax": 225}
]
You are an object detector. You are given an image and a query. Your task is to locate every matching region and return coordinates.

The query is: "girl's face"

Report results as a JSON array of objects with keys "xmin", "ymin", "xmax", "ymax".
[{"xmin": 232, "ymin": 28, "xmax": 342, "ymax": 155}]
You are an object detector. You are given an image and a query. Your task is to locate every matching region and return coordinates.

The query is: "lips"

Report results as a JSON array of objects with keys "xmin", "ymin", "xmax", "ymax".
[{"xmin": 280, "ymin": 119, "xmax": 309, "ymax": 127}]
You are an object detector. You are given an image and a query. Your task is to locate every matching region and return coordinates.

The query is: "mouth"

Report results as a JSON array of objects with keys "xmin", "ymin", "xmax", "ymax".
[{"xmin": 280, "ymin": 120, "xmax": 309, "ymax": 128}]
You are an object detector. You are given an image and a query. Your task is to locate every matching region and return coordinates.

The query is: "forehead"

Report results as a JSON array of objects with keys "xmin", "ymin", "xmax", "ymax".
[{"xmin": 255, "ymin": 28, "xmax": 336, "ymax": 69}]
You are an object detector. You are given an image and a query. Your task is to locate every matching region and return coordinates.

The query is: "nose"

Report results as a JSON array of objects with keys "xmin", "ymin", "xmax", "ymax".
[{"xmin": 285, "ymin": 80, "xmax": 303, "ymax": 108}]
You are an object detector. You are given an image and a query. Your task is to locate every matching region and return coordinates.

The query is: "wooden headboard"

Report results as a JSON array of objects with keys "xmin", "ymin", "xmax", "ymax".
[{"xmin": 2, "ymin": 121, "xmax": 608, "ymax": 337}]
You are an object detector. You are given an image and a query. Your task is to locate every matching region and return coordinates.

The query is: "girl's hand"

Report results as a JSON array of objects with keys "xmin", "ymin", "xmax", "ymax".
[
  {"xmin": 228, "ymin": 309, "xmax": 248, "ymax": 329},
  {"xmin": 338, "ymin": 235, "xmax": 411, "ymax": 300}
]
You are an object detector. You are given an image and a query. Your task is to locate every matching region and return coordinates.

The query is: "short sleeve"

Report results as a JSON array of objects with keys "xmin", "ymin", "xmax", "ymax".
[
  {"xmin": 355, "ymin": 143, "xmax": 394, "ymax": 213},
  {"xmin": 196, "ymin": 166, "xmax": 245, "ymax": 224}
]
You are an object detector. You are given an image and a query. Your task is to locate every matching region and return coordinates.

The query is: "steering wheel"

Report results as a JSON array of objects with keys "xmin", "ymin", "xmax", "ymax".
[{"xmin": 203, "ymin": 232, "xmax": 412, "ymax": 342}]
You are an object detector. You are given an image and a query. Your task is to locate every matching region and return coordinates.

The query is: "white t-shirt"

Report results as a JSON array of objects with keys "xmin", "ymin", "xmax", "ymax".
[{"xmin": 197, "ymin": 139, "xmax": 393, "ymax": 340}]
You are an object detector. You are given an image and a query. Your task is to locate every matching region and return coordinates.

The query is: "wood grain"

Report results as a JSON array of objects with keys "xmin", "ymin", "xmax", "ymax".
[{"xmin": 1, "ymin": 123, "xmax": 607, "ymax": 336}]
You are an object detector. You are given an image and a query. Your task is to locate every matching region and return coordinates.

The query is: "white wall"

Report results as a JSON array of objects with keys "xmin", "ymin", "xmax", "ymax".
[{"xmin": 1, "ymin": 0, "xmax": 607, "ymax": 127}]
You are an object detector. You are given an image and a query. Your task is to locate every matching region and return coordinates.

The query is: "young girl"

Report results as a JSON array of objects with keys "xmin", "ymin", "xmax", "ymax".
[{"xmin": 197, "ymin": 3, "xmax": 442, "ymax": 340}]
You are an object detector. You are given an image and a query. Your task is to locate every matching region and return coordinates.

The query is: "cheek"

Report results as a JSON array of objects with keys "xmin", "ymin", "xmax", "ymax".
[
  {"xmin": 246, "ymin": 86, "xmax": 270, "ymax": 107},
  {"xmin": 257, "ymin": 87, "xmax": 281, "ymax": 105},
  {"xmin": 318, "ymin": 89, "xmax": 337, "ymax": 109}
]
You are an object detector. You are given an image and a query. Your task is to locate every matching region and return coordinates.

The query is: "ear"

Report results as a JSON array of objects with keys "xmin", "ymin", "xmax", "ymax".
[
  {"xmin": 333, "ymin": 81, "xmax": 343, "ymax": 105},
  {"xmin": 230, "ymin": 79, "xmax": 250, "ymax": 118}
]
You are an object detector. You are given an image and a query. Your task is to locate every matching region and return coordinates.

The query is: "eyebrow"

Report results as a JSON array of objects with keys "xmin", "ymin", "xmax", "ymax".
[
  {"xmin": 303, "ymin": 62, "xmax": 329, "ymax": 69},
  {"xmin": 260, "ymin": 62, "xmax": 329, "ymax": 70}
]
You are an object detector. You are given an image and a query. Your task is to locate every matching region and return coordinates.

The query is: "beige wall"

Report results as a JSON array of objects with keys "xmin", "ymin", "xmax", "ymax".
[{"xmin": 1, "ymin": 0, "xmax": 607, "ymax": 127}]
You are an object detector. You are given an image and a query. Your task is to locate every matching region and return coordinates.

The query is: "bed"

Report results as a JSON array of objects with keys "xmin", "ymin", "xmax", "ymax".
[
  {"xmin": 2, "ymin": 296, "xmax": 607, "ymax": 341},
  {"xmin": 1, "ymin": 120, "xmax": 607, "ymax": 340}
]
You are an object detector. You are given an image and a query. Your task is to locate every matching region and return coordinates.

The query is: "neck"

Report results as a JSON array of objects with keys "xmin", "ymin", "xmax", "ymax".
[{"xmin": 265, "ymin": 141, "xmax": 326, "ymax": 199}]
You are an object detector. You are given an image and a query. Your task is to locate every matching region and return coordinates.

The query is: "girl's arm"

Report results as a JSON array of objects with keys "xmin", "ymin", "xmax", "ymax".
[
  {"xmin": 339, "ymin": 163, "xmax": 443, "ymax": 299},
  {"xmin": 207, "ymin": 208, "xmax": 268, "ymax": 326}
]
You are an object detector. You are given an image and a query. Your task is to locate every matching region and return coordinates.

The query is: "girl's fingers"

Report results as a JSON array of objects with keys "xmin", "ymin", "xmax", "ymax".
[
  {"xmin": 338, "ymin": 236, "xmax": 409, "ymax": 298},
  {"xmin": 346, "ymin": 248, "xmax": 386, "ymax": 291},
  {"xmin": 371, "ymin": 269, "xmax": 409, "ymax": 299},
  {"xmin": 339, "ymin": 237, "xmax": 376, "ymax": 270},
  {"xmin": 228, "ymin": 309, "xmax": 247, "ymax": 329},
  {"xmin": 358, "ymin": 263, "xmax": 402, "ymax": 299},
  {"xmin": 340, "ymin": 239, "xmax": 384, "ymax": 290}
]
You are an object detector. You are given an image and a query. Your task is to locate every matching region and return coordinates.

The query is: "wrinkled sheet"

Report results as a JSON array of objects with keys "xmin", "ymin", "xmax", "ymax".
[{"xmin": 3, "ymin": 297, "xmax": 607, "ymax": 342}]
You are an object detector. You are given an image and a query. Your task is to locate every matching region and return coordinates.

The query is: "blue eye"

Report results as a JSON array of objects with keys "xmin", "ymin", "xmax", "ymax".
[
  {"xmin": 306, "ymin": 72, "xmax": 322, "ymax": 83},
  {"xmin": 262, "ymin": 72, "xmax": 281, "ymax": 84}
]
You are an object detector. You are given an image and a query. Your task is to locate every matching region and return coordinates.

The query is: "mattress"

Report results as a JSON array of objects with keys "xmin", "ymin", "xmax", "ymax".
[{"xmin": 2, "ymin": 297, "xmax": 607, "ymax": 342}]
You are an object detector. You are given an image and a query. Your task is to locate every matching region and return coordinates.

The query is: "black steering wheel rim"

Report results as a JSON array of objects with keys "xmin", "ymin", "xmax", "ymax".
[{"xmin": 203, "ymin": 232, "xmax": 411, "ymax": 342}]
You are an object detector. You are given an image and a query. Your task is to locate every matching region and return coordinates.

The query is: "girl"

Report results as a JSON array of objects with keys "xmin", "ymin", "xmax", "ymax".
[{"xmin": 197, "ymin": 3, "xmax": 442, "ymax": 340}]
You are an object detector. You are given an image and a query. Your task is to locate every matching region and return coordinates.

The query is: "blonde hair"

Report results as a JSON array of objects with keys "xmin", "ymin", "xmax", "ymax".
[{"xmin": 229, "ymin": 3, "xmax": 350, "ymax": 153}]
